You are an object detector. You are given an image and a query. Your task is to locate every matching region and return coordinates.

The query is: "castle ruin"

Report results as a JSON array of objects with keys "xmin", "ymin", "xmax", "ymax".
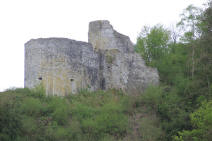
[{"xmin": 24, "ymin": 20, "xmax": 159, "ymax": 96}]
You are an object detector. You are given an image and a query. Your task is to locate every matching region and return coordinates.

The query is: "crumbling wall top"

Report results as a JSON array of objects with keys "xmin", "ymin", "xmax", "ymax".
[{"xmin": 88, "ymin": 20, "xmax": 134, "ymax": 53}]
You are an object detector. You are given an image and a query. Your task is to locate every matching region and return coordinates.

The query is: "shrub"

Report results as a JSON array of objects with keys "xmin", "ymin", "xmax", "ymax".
[
  {"xmin": 174, "ymin": 100, "xmax": 212, "ymax": 141},
  {"xmin": 20, "ymin": 97, "xmax": 43, "ymax": 116},
  {"xmin": 0, "ymin": 88, "xmax": 131, "ymax": 141},
  {"xmin": 140, "ymin": 85, "xmax": 164, "ymax": 110},
  {"xmin": 139, "ymin": 116, "xmax": 164, "ymax": 141}
]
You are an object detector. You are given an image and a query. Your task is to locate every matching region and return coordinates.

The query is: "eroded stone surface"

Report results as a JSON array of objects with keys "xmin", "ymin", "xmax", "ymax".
[
  {"xmin": 88, "ymin": 20, "xmax": 159, "ymax": 93},
  {"xmin": 89, "ymin": 20, "xmax": 134, "ymax": 53},
  {"xmin": 25, "ymin": 38, "xmax": 100, "ymax": 96},
  {"xmin": 25, "ymin": 20, "xmax": 159, "ymax": 96}
]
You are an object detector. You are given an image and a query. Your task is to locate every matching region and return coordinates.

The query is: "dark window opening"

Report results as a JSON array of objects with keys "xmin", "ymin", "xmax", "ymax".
[
  {"xmin": 38, "ymin": 77, "xmax": 42, "ymax": 80},
  {"xmin": 70, "ymin": 79, "xmax": 74, "ymax": 82},
  {"xmin": 100, "ymin": 78, "xmax": 106, "ymax": 90}
]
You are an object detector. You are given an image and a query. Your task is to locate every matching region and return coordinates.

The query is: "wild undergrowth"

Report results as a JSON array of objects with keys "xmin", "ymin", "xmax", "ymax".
[{"xmin": 0, "ymin": 87, "xmax": 165, "ymax": 141}]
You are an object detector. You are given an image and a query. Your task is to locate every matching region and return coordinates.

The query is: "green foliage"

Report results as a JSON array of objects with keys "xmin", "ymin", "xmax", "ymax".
[
  {"xmin": 177, "ymin": 5, "xmax": 202, "ymax": 42},
  {"xmin": 174, "ymin": 100, "xmax": 212, "ymax": 141},
  {"xmin": 139, "ymin": 116, "xmax": 164, "ymax": 141},
  {"xmin": 140, "ymin": 85, "xmax": 164, "ymax": 109},
  {"xmin": 139, "ymin": 86, "xmax": 190, "ymax": 140},
  {"xmin": 1, "ymin": 2, "xmax": 212, "ymax": 141},
  {"xmin": 68, "ymin": 90, "xmax": 128, "ymax": 140},
  {"xmin": 135, "ymin": 24, "xmax": 171, "ymax": 65},
  {"xmin": 0, "ymin": 88, "xmax": 130, "ymax": 141},
  {"xmin": 20, "ymin": 97, "xmax": 43, "ymax": 116},
  {"xmin": 48, "ymin": 97, "xmax": 71, "ymax": 125},
  {"xmin": 135, "ymin": 2, "xmax": 212, "ymax": 140},
  {"xmin": 0, "ymin": 100, "xmax": 21, "ymax": 141}
]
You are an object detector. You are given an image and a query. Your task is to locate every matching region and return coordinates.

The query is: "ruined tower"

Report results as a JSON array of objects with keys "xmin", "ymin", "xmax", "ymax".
[
  {"xmin": 88, "ymin": 20, "xmax": 159, "ymax": 93},
  {"xmin": 25, "ymin": 20, "xmax": 159, "ymax": 96}
]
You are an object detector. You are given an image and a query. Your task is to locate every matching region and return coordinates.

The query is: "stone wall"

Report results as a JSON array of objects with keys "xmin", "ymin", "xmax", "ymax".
[
  {"xmin": 25, "ymin": 38, "xmax": 100, "ymax": 96},
  {"xmin": 25, "ymin": 20, "xmax": 159, "ymax": 96},
  {"xmin": 88, "ymin": 20, "xmax": 159, "ymax": 93}
]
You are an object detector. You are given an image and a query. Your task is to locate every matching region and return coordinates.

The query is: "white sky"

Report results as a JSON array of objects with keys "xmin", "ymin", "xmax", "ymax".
[{"xmin": 0, "ymin": 0, "xmax": 206, "ymax": 91}]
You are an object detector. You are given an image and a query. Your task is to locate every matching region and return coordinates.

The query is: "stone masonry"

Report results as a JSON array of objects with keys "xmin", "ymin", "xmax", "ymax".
[{"xmin": 25, "ymin": 20, "xmax": 159, "ymax": 96}]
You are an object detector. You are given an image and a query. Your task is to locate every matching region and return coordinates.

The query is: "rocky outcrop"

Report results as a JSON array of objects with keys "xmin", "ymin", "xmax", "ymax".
[{"xmin": 25, "ymin": 20, "xmax": 159, "ymax": 96}]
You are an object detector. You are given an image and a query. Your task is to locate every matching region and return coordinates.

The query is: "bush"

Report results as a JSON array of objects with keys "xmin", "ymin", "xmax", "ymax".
[
  {"xmin": 174, "ymin": 100, "xmax": 212, "ymax": 141},
  {"xmin": 0, "ymin": 88, "xmax": 131, "ymax": 141},
  {"xmin": 70, "ymin": 91, "xmax": 129, "ymax": 140},
  {"xmin": 139, "ymin": 116, "xmax": 164, "ymax": 141},
  {"xmin": 140, "ymin": 85, "xmax": 164, "ymax": 110},
  {"xmin": 20, "ymin": 97, "xmax": 43, "ymax": 116}
]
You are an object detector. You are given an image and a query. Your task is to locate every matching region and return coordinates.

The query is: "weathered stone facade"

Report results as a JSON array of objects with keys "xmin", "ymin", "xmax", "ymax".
[{"xmin": 25, "ymin": 20, "xmax": 159, "ymax": 96}]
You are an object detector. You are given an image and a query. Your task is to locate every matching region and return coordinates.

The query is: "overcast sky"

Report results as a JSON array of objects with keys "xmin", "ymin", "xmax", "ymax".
[{"xmin": 0, "ymin": 0, "xmax": 206, "ymax": 91}]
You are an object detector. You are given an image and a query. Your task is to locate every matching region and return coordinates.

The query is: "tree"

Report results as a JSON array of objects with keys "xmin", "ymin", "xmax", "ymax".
[
  {"xmin": 195, "ymin": 0, "xmax": 212, "ymax": 99},
  {"xmin": 174, "ymin": 100, "xmax": 212, "ymax": 141},
  {"xmin": 177, "ymin": 5, "xmax": 202, "ymax": 79},
  {"xmin": 135, "ymin": 25, "xmax": 171, "ymax": 66}
]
